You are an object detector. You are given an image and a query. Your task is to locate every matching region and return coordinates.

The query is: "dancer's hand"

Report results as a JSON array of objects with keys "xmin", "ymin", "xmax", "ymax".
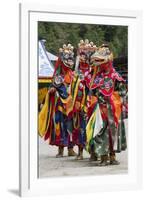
[
  {"xmin": 49, "ymin": 87, "xmax": 56, "ymax": 93},
  {"xmin": 40, "ymin": 103, "xmax": 44, "ymax": 110}
]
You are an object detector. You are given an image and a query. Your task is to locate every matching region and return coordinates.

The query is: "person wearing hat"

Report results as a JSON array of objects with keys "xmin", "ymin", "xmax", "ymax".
[
  {"xmin": 39, "ymin": 43, "xmax": 78, "ymax": 157},
  {"xmin": 72, "ymin": 39, "xmax": 97, "ymax": 160},
  {"xmin": 86, "ymin": 44, "xmax": 127, "ymax": 166}
]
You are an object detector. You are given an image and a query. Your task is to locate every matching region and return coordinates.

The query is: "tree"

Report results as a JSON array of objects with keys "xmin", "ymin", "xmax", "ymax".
[{"xmin": 38, "ymin": 22, "xmax": 128, "ymax": 58}]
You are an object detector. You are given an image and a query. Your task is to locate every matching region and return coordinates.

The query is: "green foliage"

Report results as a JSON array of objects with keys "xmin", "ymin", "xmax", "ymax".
[{"xmin": 38, "ymin": 22, "xmax": 128, "ymax": 58}]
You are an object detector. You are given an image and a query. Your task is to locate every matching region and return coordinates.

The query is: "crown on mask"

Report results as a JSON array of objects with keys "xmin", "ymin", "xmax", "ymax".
[
  {"xmin": 59, "ymin": 43, "xmax": 75, "ymax": 68},
  {"xmin": 77, "ymin": 39, "xmax": 97, "ymax": 63},
  {"xmin": 78, "ymin": 39, "xmax": 97, "ymax": 54},
  {"xmin": 59, "ymin": 43, "xmax": 74, "ymax": 56}
]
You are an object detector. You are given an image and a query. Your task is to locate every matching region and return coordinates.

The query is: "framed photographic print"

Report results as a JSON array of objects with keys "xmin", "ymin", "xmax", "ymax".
[{"xmin": 19, "ymin": 3, "xmax": 143, "ymax": 197}]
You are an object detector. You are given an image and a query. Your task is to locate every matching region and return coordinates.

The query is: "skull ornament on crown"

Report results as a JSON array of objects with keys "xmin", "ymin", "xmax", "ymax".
[
  {"xmin": 59, "ymin": 43, "xmax": 75, "ymax": 69},
  {"xmin": 77, "ymin": 39, "xmax": 97, "ymax": 64}
]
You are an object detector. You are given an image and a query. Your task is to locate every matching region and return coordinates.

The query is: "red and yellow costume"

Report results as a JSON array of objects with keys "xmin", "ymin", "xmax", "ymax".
[
  {"xmin": 39, "ymin": 44, "xmax": 79, "ymax": 157},
  {"xmin": 85, "ymin": 44, "xmax": 127, "ymax": 165}
]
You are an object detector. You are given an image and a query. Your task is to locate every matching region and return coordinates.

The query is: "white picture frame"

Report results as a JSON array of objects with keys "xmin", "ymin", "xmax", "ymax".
[{"xmin": 19, "ymin": 3, "xmax": 143, "ymax": 197}]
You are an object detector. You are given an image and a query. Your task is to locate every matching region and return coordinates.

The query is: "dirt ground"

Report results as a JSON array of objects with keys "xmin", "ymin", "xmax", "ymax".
[{"xmin": 39, "ymin": 119, "xmax": 128, "ymax": 178}]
